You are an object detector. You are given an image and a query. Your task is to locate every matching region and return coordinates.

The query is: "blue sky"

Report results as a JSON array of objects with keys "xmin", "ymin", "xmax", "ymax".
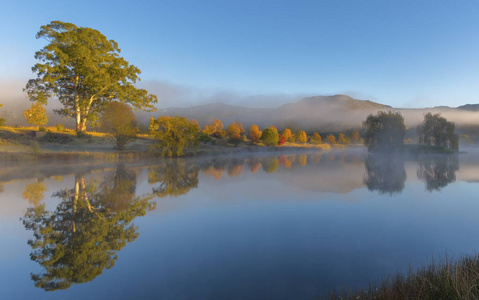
[{"xmin": 1, "ymin": 0, "xmax": 478, "ymax": 108}]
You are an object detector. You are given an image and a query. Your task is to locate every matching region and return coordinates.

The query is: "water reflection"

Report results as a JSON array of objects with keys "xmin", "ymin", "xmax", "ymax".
[
  {"xmin": 364, "ymin": 155, "xmax": 406, "ymax": 195},
  {"xmin": 22, "ymin": 165, "xmax": 156, "ymax": 291},
  {"xmin": 417, "ymin": 155, "xmax": 459, "ymax": 191},
  {"xmin": 22, "ymin": 181, "xmax": 47, "ymax": 206},
  {"xmin": 148, "ymin": 159, "xmax": 200, "ymax": 197}
]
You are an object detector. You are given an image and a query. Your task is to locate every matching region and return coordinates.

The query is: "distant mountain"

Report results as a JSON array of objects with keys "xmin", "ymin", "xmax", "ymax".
[
  {"xmin": 139, "ymin": 94, "xmax": 479, "ymax": 132},
  {"xmin": 457, "ymin": 104, "xmax": 479, "ymax": 112}
]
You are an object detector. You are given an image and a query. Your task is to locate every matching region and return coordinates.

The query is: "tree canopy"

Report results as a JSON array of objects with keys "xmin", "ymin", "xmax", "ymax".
[
  {"xmin": 25, "ymin": 21, "xmax": 157, "ymax": 133},
  {"xmin": 417, "ymin": 113, "xmax": 458, "ymax": 150},
  {"xmin": 260, "ymin": 127, "xmax": 279, "ymax": 146},
  {"xmin": 100, "ymin": 101, "xmax": 137, "ymax": 150},
  {"xmin": 363, "ymin": 111, "xmax": 405, "ymax": 151},
  {"xmin": 149, "ymin": 116, "xmax": 200, "ymax": 157}
]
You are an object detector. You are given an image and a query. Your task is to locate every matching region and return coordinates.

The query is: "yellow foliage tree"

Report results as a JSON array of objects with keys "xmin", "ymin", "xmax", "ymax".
[
  {"xmin": 338, "ymin": 133, "xmax": 350, "ymax": 144},
  {"xmin": 203, "ymin": 119, "xmax": 224, "ymax": 135},
  {"xmin": 297, "ymin": 131, "xmax": 308, "ymax": 143},
  {"xmin": 24, "ymin": 102, "xmax": 49, "ymax": 129},
  {"xmin": 326, "ymin": 134, "xmax": 337, "ymax": 144},
  {"xmin": 282, "ymin": 128, "xmax": 294, "ymax": 143},
  {"xmin": 310, "ymin": 132, "xmax": 322, "ymax": 144}
]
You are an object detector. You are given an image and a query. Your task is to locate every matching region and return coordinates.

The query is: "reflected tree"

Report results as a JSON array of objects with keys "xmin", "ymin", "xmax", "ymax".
[
  {"xmin": 148, "ymin": 159, "xmax": 200, "ymax": 197},
  {"xmin": 417, "ymin": 155, "xmax": 459, "ymax": 191},
  {"xmin": 22, "ymin": 169, "xmax": 155, "ymax": 291},
  {"xmin": 248, "ymin": 158, "xmax": 262, "ymax": 173},
  {"xmin": 364, "ymin": 155, "xmax": 406, "ymax": 195},
  {"xmin": 262, "ymin": 156, "xmax": 279, "ymax": 174},
  {"xmin": 22, "ymin": 181, "xmax": 47, "ymax": 206}
]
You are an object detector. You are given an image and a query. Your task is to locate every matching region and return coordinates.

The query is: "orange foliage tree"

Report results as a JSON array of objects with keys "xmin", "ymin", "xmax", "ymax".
[
  {"xmin": 249, "ymin": 124, "xmax": 262, "ymax": 143},
  {"xmin": 227, "ymin": 121, "xmax": 244, "ymax": 144},
  {"xmin": 203, "ymin": 119, "xmax": 224, "ymax": 135},
  {"xmin": 282, "ymin": 128, "xmax": 294, "ymax": 143},
  {"xmin": 310, "ymin": 132, "xmax": 322, "ymax": 144}
]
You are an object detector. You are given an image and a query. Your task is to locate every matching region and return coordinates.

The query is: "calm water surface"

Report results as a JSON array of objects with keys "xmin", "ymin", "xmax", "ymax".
[{"xmin": 1, "ymin": 148, "xmax": 479, "ymax": 299}]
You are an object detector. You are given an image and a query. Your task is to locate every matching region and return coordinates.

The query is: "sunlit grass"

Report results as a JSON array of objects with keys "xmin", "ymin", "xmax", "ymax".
[{"xmin": 330, "ymin": 254, "xmax": 479, "ymax": 300}]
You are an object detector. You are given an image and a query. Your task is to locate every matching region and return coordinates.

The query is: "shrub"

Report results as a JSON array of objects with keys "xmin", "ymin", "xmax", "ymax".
[
  {"xmin": 260, "ymin": 127, "xmax": 279, "ymax": 146},
  {"xmin": 56, "ymin": 124, "xmax": 65, "ymax": 132},
  {"xmin": 0, "ymin": 118, "xmax": 5, "ymax": 126}
]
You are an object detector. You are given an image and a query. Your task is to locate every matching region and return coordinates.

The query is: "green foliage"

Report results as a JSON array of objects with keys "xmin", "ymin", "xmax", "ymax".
[
  {"xmin": 24, "ymin": 102, "xmax": 48, "ymax": 128},
  {"xmin": 149, "ymin": 116, "xmax": 200, "ymax": 157},
  {"xmin": 417, "ymin": 113, "xmax": 458, "ymax": 150},
  {"xmin": 199, "ymin": 131, "xmax": 213, "ymax": 143},
  {"xmin": 100, "ymin": 102, "xmax": 137, "ymax": 151},
  {"xmin": 25, "ymin": 21, "xmax": 157, "ymax": 133},
  {"xmin": 363, "ymin": 110, "xmax": 406, "ymax": 151},
  {"xmin": 0, "ymin": 118, "xmax": 5, "ymax": 126},
  {"xmin": 261, "ymin": 156, "xmax": 279, "ymax": 173},
  {"xmin": 22, "ymin": 170, "xmax": 155, "ymax": 291},
  {"xmin": 260, "ymin": 127, "xmax": 279, "ymax": 146}
]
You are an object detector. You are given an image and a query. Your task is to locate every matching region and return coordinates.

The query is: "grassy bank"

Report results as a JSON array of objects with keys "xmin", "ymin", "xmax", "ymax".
[{"xmin": 330, "ymin": 254, "xmax": 479, "ymax": 300}]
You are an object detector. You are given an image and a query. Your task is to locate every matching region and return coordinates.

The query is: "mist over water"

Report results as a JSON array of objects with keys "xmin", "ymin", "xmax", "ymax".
[{"xmin": 2, "ymin": 148, "xmax": 479, "ymax": 299}]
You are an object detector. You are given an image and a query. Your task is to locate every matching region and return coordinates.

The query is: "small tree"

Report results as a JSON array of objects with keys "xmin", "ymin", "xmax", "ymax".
[
  {"xmin": 100, "ymin": 102, "xmax": 137, "ymax": 151},
  {"xmin": 24, "ymin": 102, "xmax": 48, "ymax": 129},
  {"xmin": 260, "ymin": 127, "xmax": 279, "ymax": 146},
  {"xmin": 417, "ymin": 113, "xmax": 458, "ymax": 150},
  {"xmin": 249, "ymin": 124, "xmax": 262, "ymax": 143},
  {"xmin": 0, "ymin": 103, "xmax": 5, "ymax": 126},
  {"xmin": 227, "ymin": 121, "xmax": 244, "ymax": 145},
  {"xmin": 149, "ymin": 116, "xmax": 200, "ymax": 157},
  {"xmin": 363, "ymin": 111, "xmax": 405, "ymax": 151},
  {"xmin": 297, "ymin": 130, "xmax": 308, "ymax": 143},
  {"xmin": 351, "ymin": 131, "xmax": 360, "ymax": 143},
  {"xmin": 278, "ymin": 134, "xmax": 286, "ymax": 146},
  {"xmin": 282, "ymin": 128, "xmax": 293, "ymax": 143},
  {"xmin": 310, "ymin": 132, "xmax": 322, "ymax": 144},
  {"xmin": 338, "ymin": 133, "xmax": 350, "ymax": 144},
  {"xmin": 326, "ymin": 134, "xmax": 337, "ymax": 144}
]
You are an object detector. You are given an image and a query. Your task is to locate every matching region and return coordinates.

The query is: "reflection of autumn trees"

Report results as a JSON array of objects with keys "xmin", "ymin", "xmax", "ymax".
[
  {"xmin": 248, "ymin": 158, "xmax": 262, "ymax": 173},
  {"xmin": 22, "ymin": 181, "xmax": 47, "ymax": 206},
  {"xmin": 417, "ymin": 155, "xmax": 459, "ymax": 191},
  {"xmin": 262, "ymin": 156, "xmax": 279, "ymax": 174},
  {"xmin": 298, "ymin": 154, "xmax": 308, "ymax": 166},
  {"xmin": 227, "ymin": 159, "xmax": 245, "ymax": 177},
  {"xmin": 22, "ymin": 166, "xmax": 156, "ymax": 291},
  {"xmin": 148, "ymin": 159, "xmax": 200, "ymax": 197},
  {"xmin": 364, "ymin": 155, "xmax": 406, "ymax": 195}
]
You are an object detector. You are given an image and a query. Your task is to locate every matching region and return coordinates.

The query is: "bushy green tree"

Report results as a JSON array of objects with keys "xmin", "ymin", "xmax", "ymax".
[
  {"xmin": 417, "ymin": 113, "xmax": 458, "ymax": 150},
  {"xmin": 363, "ymin": 111, "xmax": 405, "ymax": 151},
  {"xmin": 25, "ymin": 21, "xmax": 157, "ymax": 133},
  {"xmin": 149, "ymin": 116, "xmax": 200, "ymax": 157},
  {"xmin": 100, "ymin": 102, "xmax": 137, "ymax": 151},
  {"xmin": 260, "ymin": 127, "xmax": 279, "ymax": 146}
]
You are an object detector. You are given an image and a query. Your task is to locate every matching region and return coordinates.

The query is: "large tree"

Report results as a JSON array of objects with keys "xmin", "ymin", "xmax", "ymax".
[
  {"xmin": 25, "ymin": 21, "xmax": 157, "ymax": 133},
  {"xmin": 417, "ymin": 113, "xmax": 458, "ymax": 150},
  {"xmin": 363, "ymin": 111, "xmax": 405, "ymax": 151}
]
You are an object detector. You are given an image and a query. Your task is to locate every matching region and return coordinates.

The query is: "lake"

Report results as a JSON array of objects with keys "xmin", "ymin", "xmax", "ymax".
[{"xmin": 2, "ymin": 147, "xmax": 479, "ymax": 299}]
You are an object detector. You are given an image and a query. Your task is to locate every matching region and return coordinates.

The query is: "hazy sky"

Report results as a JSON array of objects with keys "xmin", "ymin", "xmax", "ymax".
[{"xmin": 1, "ymin": 0, "xmax": 478, "ymax": 108}]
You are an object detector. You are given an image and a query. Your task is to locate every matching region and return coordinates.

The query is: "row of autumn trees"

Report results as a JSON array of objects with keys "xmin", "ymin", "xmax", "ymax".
[{"xmin": 148, "ymin": 115, "xmax": 362, "ymax": 156}]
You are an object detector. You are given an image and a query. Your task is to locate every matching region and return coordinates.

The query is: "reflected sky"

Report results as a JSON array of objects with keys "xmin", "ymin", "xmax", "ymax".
[{"xmin": 1, "ymin": 149, "xmax": 479, "ymax": 299}]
